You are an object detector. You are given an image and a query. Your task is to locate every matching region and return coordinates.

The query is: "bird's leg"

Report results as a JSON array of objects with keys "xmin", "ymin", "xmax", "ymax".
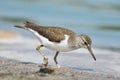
[
  {"xmin": 36, "ymin": 45, "xmax": 48, "ymax": 68},
  {"xmin": 54, "ymin": 51, "xmax": 60, "ymax": 68}
]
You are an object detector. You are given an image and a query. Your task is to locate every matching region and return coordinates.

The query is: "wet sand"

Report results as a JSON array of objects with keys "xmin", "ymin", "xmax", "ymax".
[{"xmin": 0, "ymin": 57, "xmax": 120, "ymax": 80}]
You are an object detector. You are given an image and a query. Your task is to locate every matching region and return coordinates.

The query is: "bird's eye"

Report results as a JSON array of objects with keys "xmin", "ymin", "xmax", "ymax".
[{"xmin": 84, "ymin": 42, "xmax": 87, "ymax": 45}]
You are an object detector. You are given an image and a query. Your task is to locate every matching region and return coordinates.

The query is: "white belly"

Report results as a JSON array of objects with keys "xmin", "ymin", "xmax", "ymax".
[
  {"xmin": 44, "ymin": 38, "xmax": 75, "ymax": 52},
  {"xmin": 28, "ymin": 28, "xmax": 75, "ymax": 52}
]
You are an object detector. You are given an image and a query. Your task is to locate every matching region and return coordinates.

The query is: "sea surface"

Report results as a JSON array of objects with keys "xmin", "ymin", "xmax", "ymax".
[{"xmin": 0, "ymin": 0, "xmax": 120, "ymax": 49}]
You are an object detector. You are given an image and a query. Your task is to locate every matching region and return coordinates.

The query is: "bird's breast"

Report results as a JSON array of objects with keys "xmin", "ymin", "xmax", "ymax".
[
  {"xmin": 44, "ymin": 35, "xmax": 80, "ymax": 52},
  {"xmin": 44, "ymin": 35, "xmax": 72, "ymax": 52},
  {"xmin": 27, "ymin": 28, "xmax": 79, "ymax": 52}
]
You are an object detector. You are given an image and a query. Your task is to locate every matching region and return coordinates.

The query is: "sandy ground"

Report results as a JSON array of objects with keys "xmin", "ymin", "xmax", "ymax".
[{"xmin": 0, "ymin": 57, "xmax": 120, "ymax": 80}]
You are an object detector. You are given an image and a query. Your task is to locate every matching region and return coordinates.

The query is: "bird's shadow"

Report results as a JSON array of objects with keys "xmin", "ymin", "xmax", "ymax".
[
  {"xmin": 21, "ymin": 62, "xmax": 56, "ymax": 74},
  {"xmin": 21, "ymin": 62, "xmax": 35, "ymax": 64},
  {"xmin": 70, "ymin": 67, "xmax": 94, "ymax": 72}
]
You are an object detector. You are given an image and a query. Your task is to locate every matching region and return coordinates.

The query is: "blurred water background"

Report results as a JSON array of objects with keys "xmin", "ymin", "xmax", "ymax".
[{"xmin": 0, "ymin": 0, "xmax": 120, "ymax": 50}]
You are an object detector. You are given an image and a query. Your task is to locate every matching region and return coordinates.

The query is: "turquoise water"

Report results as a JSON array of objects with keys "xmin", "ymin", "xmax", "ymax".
[{"xmin": 0, "ymin": 0, "xmax": 120, "ymax": 49}]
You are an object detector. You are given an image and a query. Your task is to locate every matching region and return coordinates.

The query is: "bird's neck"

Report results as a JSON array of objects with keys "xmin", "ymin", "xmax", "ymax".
[{"xmin": 68, "ymin": 35, "xmax": 83, "ymax": 48}]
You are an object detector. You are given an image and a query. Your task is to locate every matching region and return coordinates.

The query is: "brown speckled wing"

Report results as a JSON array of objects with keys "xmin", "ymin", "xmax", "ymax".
[
  {"xmin": 25, "ymin": 21, "xmax": 76, "ymax": 42},
  {"xmin": 36, "ymin": 27, "xmax": 76, "ymax": 42}
]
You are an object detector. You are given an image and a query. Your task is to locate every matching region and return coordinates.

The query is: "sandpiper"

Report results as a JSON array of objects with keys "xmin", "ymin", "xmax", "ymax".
[{"xmin": 14, "ymin": 21, "xmax": 96, "ymax": 68}]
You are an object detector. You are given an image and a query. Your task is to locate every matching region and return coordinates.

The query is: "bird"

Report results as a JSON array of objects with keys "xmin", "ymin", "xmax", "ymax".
[{"xmin": 14, "ymin": 21, "xmax": 96, "ymax": 68}]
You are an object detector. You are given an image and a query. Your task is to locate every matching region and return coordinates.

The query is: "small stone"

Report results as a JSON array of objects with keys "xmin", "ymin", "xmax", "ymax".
[{"xmin": 39, "ymin": 68, "xmax": 55, "ymax": 74}]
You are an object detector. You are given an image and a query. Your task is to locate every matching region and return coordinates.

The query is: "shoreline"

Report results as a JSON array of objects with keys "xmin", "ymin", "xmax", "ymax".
[
  {"xmin": 0, "ymin": 30, "xmax": 120, "ymax": 80},
  {"xmin": 0, "ymin": 57, "xmax": 120, "ymax": 80}
]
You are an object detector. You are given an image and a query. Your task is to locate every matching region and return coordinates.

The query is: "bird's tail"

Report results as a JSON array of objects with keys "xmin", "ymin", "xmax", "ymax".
[{"xmin": 14, "ymin": 21, "xmax": 37, "ymax": 29}]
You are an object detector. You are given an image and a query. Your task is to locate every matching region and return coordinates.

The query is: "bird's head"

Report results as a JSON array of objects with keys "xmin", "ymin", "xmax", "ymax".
[{"xmin": 79, "ymin": 34, "xmax": 96, "ymax": 61}]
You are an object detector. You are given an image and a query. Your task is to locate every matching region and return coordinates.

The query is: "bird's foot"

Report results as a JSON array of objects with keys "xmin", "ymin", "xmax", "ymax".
[
  {"xmin": 56, "ymin": 64, "xmax": 61, "ymax": 68},
  {"xmin": 53, "ymin": 64, "xmax": 61, "ymax": 69},
  {"xmin": 43, "ymin": 56, "xmax": 48, "ymax": 68}
]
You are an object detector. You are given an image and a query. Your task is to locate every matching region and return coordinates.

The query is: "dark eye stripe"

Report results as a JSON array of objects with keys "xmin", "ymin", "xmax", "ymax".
[{"xmin": 84, "ymin": 42, "xmax": 87, "ymax": 45}]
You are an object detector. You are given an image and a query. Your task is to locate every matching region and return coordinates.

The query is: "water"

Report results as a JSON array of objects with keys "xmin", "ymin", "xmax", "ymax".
[{"xmin": 0, "ymin": 0, "xmax": 120, "ymax": 49}]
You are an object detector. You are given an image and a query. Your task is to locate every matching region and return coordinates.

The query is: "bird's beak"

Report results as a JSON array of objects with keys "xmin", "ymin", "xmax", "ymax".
[{"xmin": 86, "ymin": 45, "xmax": 96, "ymax": 61}]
